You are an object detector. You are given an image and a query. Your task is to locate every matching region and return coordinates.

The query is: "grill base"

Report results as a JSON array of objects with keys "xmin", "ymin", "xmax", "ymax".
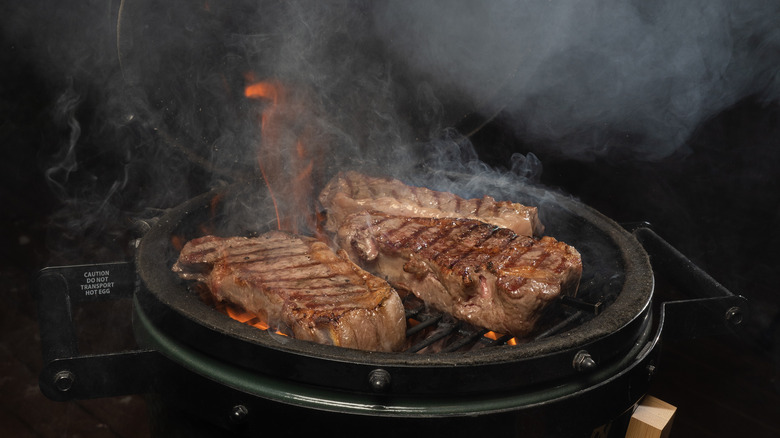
[
  {"xmin": 145, "ymin": 392, "xmax": 637, "ymax": 438},
  {"xmin": 133, "ymin": 294, "xmax": 657, "ymax": 437}
]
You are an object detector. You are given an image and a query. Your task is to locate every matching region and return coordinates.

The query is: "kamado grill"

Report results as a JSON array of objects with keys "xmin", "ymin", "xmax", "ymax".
[{"xmin": 34, "ymin": 175, "xmax": 748, "ymax": 437}]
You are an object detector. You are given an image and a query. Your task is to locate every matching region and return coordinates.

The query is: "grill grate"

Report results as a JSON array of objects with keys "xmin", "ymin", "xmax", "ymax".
[
  {"xmin": 209, "ymin": 282, "xmax": 607, "ymax": 354},
  {"xmin": 211, "ymin": 287, "xmax": 606, "ymax": 353},
  {"xmin": 401, "ymin": 294, "xmax": 603, "ymax": 353}
]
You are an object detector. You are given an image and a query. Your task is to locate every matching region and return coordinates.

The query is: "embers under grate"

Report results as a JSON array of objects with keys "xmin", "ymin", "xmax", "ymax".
[
  {"xmin": 401, "ymin": 293, "xmax": 604, "ymax": 353},
  {"xmin": 210, "ymin": 282, "xmax": 607, "ymax": 354}
]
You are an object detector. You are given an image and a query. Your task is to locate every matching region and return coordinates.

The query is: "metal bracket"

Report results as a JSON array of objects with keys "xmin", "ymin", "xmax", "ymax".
[
  {"xmin": 39, "ymin": 350, "xmax": 163, "ymax": 402},
  {"xmin": 34, "ymin": 262, "xmax": 162, "ymax": 401},
  {"xmin": 632, "ymin": 226, "xmax": 749, "ymax": 341}
]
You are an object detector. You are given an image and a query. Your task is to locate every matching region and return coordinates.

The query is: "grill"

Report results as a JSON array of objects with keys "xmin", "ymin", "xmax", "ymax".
[{"xmin": 34, "ymin": 176, "xmax": 747, "ymax": 437}]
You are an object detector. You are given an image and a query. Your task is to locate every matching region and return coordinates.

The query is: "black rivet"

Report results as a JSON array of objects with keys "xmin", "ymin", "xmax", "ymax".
[
  {"xmin": 725, "ymin": 307, "xmax": 743, "ymax": 326},
  {"xmin": 368, "ymin": 368, "xmax": 391, "ymax": 392},
  {"xmin": 646, "ymin": 363, "xmax": 657, "ymax": 381},
  {"xmin": 230, "ymin": 405, "xmax": 248, "ymax": 424},
  {"xmin": 54, "ymin": 370, "xmax": 75, "ymax": 392}
]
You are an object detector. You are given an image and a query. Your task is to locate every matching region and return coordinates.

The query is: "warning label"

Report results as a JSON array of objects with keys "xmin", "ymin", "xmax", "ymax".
[{"xmin": 79, "ymin": 269, "xmax": 116, "ymax": 297}]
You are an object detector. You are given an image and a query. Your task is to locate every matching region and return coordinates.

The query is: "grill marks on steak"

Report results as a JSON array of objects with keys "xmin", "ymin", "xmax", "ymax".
[
  {"xmin": 336, "ymin": 212, "xmax": 582, "ymax": 337},
  {"xmin": 319, "ymin": 171, "xmax": 544, "ymax": 237},
  {"xmin": 172, "ymin": 232, "xmax": 406, "ymax": 352}
]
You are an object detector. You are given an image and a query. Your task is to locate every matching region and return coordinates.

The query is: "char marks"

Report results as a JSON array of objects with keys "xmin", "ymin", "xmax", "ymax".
[
  {"xmin": 319, "ymin": 171, "xmax": 545, "ymax": 237},
  {"xmin": 172, "ymin": 231, "xmax": 406, "ymax": 352},
  {"xmin": 349, "ymin": 213, "xmax": 535, "ymax": 279},
  {"xmin": 336, "ymin": 211, "xmax": 582, "ymax": 337}
]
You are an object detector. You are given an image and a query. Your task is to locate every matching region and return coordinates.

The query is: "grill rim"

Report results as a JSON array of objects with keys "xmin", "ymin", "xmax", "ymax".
[{"xmin": 133, "ymin": 291, "xmax": 656, "ymax": 417}]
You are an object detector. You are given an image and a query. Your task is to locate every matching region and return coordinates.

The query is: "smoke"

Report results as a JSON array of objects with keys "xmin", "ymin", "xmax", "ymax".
[
  {"xmin": 2, "ymin": 1, "xmax": 216, "ymax": 261},
  {"xmin": 402, "ymin": 128, "xmax": 543, "ymax": 201},
  {"xmin": 44, "ymin": 83, "xmax": 83, "ymax": 199},
  {"xmin": 373, "ymin": 0, "xmax": 780, "ymax": 160},
  {"xmin": 5, "ymin": 0, "xmax": 780, "ymax": 260}
]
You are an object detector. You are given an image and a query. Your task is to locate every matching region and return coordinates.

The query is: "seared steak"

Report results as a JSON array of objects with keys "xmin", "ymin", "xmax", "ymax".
[
  {"xmin": 172, "ymin": 231, "xmax": 406, "ymax": 352},
  {"xmin": 319, "ymin": 171, "xmax": 544, "ymax": 237},
  {"xmin": 336, "ymin": 212, "xmax": 582, "ymax": 337}
]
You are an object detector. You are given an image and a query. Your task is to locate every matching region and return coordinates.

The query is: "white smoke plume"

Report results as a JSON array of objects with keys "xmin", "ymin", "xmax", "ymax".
[
  {"xmin": 3, "ymin": 0, "xmax": 779, "ymax": 257},
  {"xmin": 374, "ymin": 0, "xmax": 780, "ymax": 160}
]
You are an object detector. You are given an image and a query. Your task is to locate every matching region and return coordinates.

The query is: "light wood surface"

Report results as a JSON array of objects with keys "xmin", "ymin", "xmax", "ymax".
[{"xmin": 625, "ymin": 395, "xmax": 677, "ymax": 438}]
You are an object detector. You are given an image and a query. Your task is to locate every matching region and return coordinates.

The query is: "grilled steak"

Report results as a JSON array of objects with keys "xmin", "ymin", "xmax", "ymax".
[
  {"xmin": 319, "ymin": 171, "xmax": 544, "ymax": 237},
  {"xmin": 172, "ymin": 231, "xmax": 406, "ymax": 352},
  {"xmin": 336, "ymin": 212, "xmax": 582, "ymax": 337}
]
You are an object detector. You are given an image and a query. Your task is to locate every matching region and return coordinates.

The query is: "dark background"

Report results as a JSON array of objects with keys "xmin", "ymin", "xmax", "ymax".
[{"xmin": 2, "ymin": 3, "xmax": 779, "ymax": 437}]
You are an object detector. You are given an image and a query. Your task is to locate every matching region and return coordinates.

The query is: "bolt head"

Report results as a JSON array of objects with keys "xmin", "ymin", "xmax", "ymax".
[
  {"xmin": 573, "ymin": 350, "xmax": 597, "ymax": 372},
  {"xmin": 229, "ymin": 405, "xmax": 248, "ymax": 424},
  {"xmin": 53, "ymin": 370, "xmax": 75, "ymax": 392},
  {"xmin": 646, "ymin": 363, "xmax": 657, "ymax": 381},
  {"xmin": 368, "ymin": 368, "xmax": 391, "ymax": 392},
  {"xmin": 725, "ymin": 306, "xmax": 743, "ymax": 325}
]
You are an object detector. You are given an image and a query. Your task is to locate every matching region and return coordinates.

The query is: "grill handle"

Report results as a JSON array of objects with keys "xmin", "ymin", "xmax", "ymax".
[
  {"xmin": 33, "ymin": 262, "xmax": 162, "ymax": 401},
  {"xmin": 632, "ymin": 225, "xmax": 749, "ymax": 340}
]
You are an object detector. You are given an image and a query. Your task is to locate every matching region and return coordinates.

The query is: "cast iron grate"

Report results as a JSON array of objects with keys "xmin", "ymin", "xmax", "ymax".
[
  {"xmin": 401, "ymin": 293, "xmax": 604, "ymax": 353},
  {"xmin": 212, "ymin": 289, "xmax": 606, "ymax": 354}
]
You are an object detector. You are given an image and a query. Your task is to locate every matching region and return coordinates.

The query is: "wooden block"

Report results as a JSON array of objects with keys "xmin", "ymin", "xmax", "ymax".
[{"xmin": 625, "ymin": 395, "xmax": 677, "ymax": 438}]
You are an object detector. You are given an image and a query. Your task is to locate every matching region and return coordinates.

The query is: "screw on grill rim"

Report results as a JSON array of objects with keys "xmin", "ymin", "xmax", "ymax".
[
  {"xmin": 368, "ymin": 368, "xmax": 392, "ymax": 392},
  {"xmin": 229, "ymin": 404, "xmax": 249, "ymax": 424},
  {"xmin": 572, "ymin": 350, "xmax": 597, "ymax": 373}
]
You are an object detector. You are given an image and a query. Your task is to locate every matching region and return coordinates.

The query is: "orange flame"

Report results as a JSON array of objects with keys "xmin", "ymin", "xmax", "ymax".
[
  {"xmin": 483, "ymin": 331, "xmax": 500, "ymax": 340},
  {"xmin": 245, "ymin": 81, "xmax": 280, "ymax": 104},
  {"xmin": 244, "ymin": 77, "xmax": 322, "ymax": 234},
  {"xmin": 483, "ymin": 331, "xmax": 517, "ymax": 346},
  {"xmin": 244, "ymin": 80, "xmax": 284, "ymax": 230},
  {"xmin": 221, "ymin": 302, "xmax": 287, "ymax": 336}
]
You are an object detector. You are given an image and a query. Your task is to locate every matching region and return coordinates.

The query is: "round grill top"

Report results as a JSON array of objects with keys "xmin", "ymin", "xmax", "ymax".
[{"xmin": 135, "ymin": 178, "xmax": 653, "ymax": 395}]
